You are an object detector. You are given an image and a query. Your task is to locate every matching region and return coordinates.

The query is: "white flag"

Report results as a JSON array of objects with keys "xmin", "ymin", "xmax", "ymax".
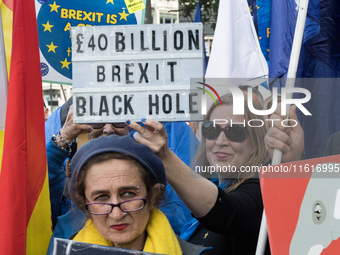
[{"xmin": 206, "ymin": 0, "xmax": 268, "ymax": 79}]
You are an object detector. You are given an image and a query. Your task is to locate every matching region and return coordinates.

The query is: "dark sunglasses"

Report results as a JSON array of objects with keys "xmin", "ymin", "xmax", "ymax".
[
  {"xmin": 91, "ymin": 123, "xmax": 127, "ymax": 129},
  {"xmin": 202, "ymin": 121, "xmax": 249, "ymax": 142}
]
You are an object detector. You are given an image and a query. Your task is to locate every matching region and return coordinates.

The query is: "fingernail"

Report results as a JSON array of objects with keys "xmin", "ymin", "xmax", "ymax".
[
  {"xmin": 126, "ymin": 120, "xmax": 131, "ymax": 125},
  {"xmin": 141, "ymin": 118, "xmax": 146, "ymax": 123},
  {"xmin": 133, "ymin": 132, "xmax": 140, "ymax": 139}
]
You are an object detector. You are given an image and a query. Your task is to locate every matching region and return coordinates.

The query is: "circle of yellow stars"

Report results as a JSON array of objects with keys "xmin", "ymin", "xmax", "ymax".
[{"xmin": 43, "ymin": 1, "xmax": 130, "ymax": 70}]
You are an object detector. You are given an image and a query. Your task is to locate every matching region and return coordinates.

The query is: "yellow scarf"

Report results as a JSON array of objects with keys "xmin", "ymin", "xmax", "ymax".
[{"xmin": 73, "ymin": 208, "xmax": 182, "ymax": 255}]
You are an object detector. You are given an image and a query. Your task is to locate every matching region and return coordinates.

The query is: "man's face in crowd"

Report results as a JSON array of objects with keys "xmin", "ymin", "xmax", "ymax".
[{"xmin": 89, "ymin": 123, "xmax": 129, "ymax": 140}]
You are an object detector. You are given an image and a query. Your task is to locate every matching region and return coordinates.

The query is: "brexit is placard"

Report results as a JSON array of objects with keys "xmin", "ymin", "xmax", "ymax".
[
  {"xmin": 36, "ymin": 0, "xmax": 144, "ymax": 84},
  {"xmin": 71, "ymin": 23, "xmax": 204, "ymax": 123}
]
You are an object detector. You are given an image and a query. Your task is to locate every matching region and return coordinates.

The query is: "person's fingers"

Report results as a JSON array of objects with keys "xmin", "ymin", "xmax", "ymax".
[
  {"xmin": 289, "ymin": 105, "xmax": 297, "ymax": 118},
  {"xmin": 272, "ymin": 103, "xmax": 290, "ymax": 119},
  {"xmin": 126, "ymin": 120, "xmax": 160, "ymax": 148},
  {"xmin": 61, "ymin": 121, "xmax": 92, "ymax": 139},
  {"xmin": 272, "ymin": 103, "xmax": 282, "ymax": 117},
  {"xmin": 141, "ymin": 118, "xmax": 165, "ymax": 134},
  {"xmin": 79, "ymin": 124, "xmax": 92, "ymax": 133},
  {"xmin": 288, "ymin": 105, "xmax": 301, "ymax": 128},
  {"xmin": 269, "ymin": 113, "xmax": 291, "ymax": 136},
  {"xmin": 127, "ymin": 119, "xmax": 151, "ymax": 138},
  {"xmin": 266, "ymin": 127, "xmax": 292, "ymax": 148},
  {"xmin": 139, "ymin": 118, "xmax": 155, "ymax": 132},
  {"xmin": 133, "ymin": 130, "xmax": 151, "ymax": 146},
  {"xmin": 133, "ymin": 131, "xmax": 141, "ymax": 140},
  {"xmin": 264, "ymin": 132, "xmax": 290, "ymax": 153},
  {"xmin": 63, "ymin": 106, "xmax": 74, "ymax": 127},
  {"xmin": 68, "ymin": 105, "xmax": 74, "ymax": 117},
  {"xmin": 127, "ymin": 118, "xmax": 170, "ymax": 156},
  {"xmin": 126, "ymin": 118, "xmax": 166, "ymax": 137}
]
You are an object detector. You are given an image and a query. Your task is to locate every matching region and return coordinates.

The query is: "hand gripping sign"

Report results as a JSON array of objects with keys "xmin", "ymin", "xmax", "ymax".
[{"xmin": 71, "ymin": 23, "xmax": 204, "ymax": 123}]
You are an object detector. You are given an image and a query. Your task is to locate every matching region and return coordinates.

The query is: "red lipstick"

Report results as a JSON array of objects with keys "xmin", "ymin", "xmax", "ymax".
[{"xmin": 111, "ymin": 224, "xmax": 128, "ymax": 231}]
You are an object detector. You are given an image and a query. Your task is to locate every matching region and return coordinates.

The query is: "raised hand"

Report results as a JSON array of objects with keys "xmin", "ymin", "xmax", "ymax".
[
  {"xmin": 264, "ymin": 104, "xmax": 304, "ymax": 163},
  {"xmin": 126, "ymin": 118, "xmax": 171, "ymax": 160},
  {"xmin": 59, "ymin": 105, "xmax": 92, "ymax": 144}
]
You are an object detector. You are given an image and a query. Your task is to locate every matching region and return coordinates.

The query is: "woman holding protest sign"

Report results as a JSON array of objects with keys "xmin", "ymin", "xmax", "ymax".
[
  {"xmin": 126, "ymin": 93, "xmax": 271, "ymax": 254},
  {"xmin": 67, "ymin": 135, "xmax": 210, "ymax": 255}
]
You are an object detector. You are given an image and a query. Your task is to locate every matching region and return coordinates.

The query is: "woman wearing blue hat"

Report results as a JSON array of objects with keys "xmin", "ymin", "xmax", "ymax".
[{"xmin": 67, "ymin": 135, "xmax": 210, "ymax": 255}]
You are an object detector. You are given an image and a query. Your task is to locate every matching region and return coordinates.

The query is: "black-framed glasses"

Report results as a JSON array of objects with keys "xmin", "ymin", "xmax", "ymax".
[
  {"xmin": 85, "ymin": 195, "xmax": 148, "ymax": 215},
  {"xmin": 202, "ymin": 121, "xmax": 249, "ymax": 142},
  {"xmin": 91, "ymin": 123, "xmax": 127, "ymax": 129}
]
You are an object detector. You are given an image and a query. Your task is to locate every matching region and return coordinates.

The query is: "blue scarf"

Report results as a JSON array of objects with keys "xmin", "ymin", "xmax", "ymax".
[{"xmin": 180, "ymin": 179, "xmax": 236, "ymax": 241}]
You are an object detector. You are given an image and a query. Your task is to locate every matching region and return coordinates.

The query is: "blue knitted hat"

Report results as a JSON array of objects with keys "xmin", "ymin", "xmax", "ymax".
[{"xmin": 68, "ymin": 135, "xmax": 166, "ymax": 205}]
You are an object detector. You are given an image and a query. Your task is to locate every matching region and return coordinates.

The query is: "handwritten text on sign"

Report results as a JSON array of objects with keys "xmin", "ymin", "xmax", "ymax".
[{"xmin": 71, "ymin": 23, "xmax": 204, "ymax": 123}]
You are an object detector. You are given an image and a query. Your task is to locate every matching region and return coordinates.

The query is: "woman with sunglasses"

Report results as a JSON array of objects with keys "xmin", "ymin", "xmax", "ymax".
[
  {"xmin": 66, "ymin": 135, "xmax": 210, "ymax": 255},
  {"xmin": 126, "ymin": 93, "xmax": 270, "ymax": 255}
]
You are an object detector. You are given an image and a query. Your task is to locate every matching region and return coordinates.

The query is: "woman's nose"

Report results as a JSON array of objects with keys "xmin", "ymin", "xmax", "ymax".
[
  {"xmin": 215, "ymin": 130, "xmax": 230, "ymax": 146},
  {"xmin": 108, "ymin": 206, "xmax": 127, "ymax": 220}
]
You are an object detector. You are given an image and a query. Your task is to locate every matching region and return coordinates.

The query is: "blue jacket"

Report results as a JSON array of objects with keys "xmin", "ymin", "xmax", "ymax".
[{"xmin": 46, "ymin": 107, "xmax": 199, "ymax": 253}]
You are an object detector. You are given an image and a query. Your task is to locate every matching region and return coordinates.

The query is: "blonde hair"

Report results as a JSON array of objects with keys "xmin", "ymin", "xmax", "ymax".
[{"xmin": 193, "ymin": 93, "xmax": 269, "ymax": 192}]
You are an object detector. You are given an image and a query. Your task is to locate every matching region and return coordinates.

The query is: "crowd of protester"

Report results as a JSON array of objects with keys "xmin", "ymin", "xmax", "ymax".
[{"xmin": 45, "ymin": 86, "xmax": 312, "ymax": 254}]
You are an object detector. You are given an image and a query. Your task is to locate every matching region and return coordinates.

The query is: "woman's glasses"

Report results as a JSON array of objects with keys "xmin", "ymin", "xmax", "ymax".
[
  {"xmin": 202, "ymin": 121, "xmax": 249, "ymax": 142},
  {"xmin": 85, "ymin": 195, "xmax": 148, "ymax": 215},
  {"xmin": 91, "ymin": 123, "xmax": 127, "ymax": 129}
]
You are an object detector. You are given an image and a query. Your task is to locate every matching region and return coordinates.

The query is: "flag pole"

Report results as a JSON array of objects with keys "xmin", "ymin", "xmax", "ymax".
[
  {"xmin": 0, "ymin": 6, "xmax": 8, "ymax": 131},
  {"xmin": 0, "ymin": 6, "xmax": 8, "ymax": 99},
  {"xmin": 0, "ymin": 6, "xmax": 8, "ymax": 172},
  {"xmin": 255, "ymin": 0, "xmax": 310, "ymax": 254},
  {"xmin": 272, "ymin": 0, "xmax": 309, "ymax": 164}
]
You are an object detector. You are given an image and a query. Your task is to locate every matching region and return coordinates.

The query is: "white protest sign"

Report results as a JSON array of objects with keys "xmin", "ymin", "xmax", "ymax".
[{"xmin": 71, "ymin": 23, "xmax": 204, "ymax": 123}]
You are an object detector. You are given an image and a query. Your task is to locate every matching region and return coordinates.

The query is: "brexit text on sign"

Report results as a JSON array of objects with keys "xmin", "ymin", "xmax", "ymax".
[
  {"xmin": 36, "ymin": 0, "xmax": 143, "ymax": 84},
  {"xmin": 71, "ymin": 23, "xmax": 204, "ymax": 123}
]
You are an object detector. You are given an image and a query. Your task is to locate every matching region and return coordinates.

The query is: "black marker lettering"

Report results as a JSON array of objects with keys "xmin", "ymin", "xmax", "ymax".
[
  {"xmin": 167, "ymin": 62, "xmax": 177, "ymax": 82},
  {"xmin": 99, "ymin": 96, "xmax": 109, "ymax": 116},
  {"xmin": 174, "ymin": 30, "xmax": 183, "ymax": 50},
  {"xmin": 163, "ymin": 94, "xmax": 172, "ymax": 114},
  {"xmin": 97, "ymin": 65, "xmax": 105, "ymax": 82},
  {"xmin": 138, "ymin": 63, "xmax": 149, "ymax": 83},
  {"xmin": 76, "ymin": 96, "xmax": 86, "ymax": 116},
  {"xmin": 112, "ymin": 65, "xmax": 121, "ymax": 82},
  {"xmin": 149, "ymin": 95, "xmax": 159, "ymax": 115},
  {"xmin": 112, "ymin": 96, "xmax": 122, "ymax": 115},
  {"xmin": 115, "ymin": 32, "xmax": 125, "ymax": 52},
  {"xmin": 125, "ymin": 64, "xmax": 134, "ymax": 84},
  {"xmin": 176, "ymin": 93, "xmax": 185, "ymax": 114},
  {"xmin": 188, "ymin": 30, "xmax": 199, "ymax": 50},
  {"xmin": 124, "ymin": 95, "xmax": 134, "ymax": 114}
]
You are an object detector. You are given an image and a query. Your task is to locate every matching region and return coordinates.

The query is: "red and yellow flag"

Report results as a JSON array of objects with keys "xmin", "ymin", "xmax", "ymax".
[{"xmin": 0, "ymin": 0, "xmax": 52, "ymax": 253}]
